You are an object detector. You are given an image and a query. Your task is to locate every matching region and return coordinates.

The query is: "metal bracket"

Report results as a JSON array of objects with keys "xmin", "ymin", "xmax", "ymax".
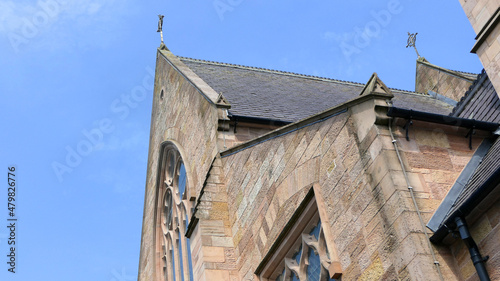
[
  {"xmin": 465, "ymin": 122, "xmax": 476, "ymax": 150},
  {"xmin": 403, "ymin": 117, "xmax": 413, "ymax": 141}
]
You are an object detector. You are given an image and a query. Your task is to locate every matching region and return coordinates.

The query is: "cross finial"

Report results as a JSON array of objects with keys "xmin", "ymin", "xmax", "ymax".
[
  {"xmin": 406, "ymin": 32, "xmax": 420, "ymax": 58},
  {"xmin": 157, "ymin": 15, "xmax": 164, "ymax": 43}
]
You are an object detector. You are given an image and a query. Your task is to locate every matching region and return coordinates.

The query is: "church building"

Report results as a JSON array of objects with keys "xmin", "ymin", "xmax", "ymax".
[{"xmin": 138, "ymin": 3, "xmax": 500, "ymax": 280}]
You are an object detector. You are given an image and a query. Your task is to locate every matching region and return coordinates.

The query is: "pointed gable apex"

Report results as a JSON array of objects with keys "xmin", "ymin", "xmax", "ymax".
[
  {"xmin": 157, "ymin": 49, "xmax": 222, "ymax": 106},
  {"xmin": 359, "ymin": 72, "xmax": 393, "ymax": 97}
]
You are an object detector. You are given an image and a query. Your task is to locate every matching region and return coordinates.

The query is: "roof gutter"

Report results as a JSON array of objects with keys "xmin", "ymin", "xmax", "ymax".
[
  {"xmin": 387, "ymin": 107, "xmax": 499, "ymax": 132},
  {"xmin": 228, "ymin": 114, "xmax": 292, "ymax": 127}
]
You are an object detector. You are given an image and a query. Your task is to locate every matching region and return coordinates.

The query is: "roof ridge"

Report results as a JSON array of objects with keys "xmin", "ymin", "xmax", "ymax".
[
  {"xmin": 452, "ymin": 69, "xmax": 478, "ymax": 76},
  {"xmin": 417, "ymin": 58, "xmax": 478, "ymax": 80},
  {"xmin": 179, "ymin": 56, "xmax": 427, "ymax": 96},
  {"xmin": 178, "ymin": 56, "xmax": 368, "ymax": 87}
]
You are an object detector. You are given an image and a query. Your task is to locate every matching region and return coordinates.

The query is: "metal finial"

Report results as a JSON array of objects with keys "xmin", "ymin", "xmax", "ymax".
[
  {"xmin": 157, "ymin": 15, "xmax": 164, "ymax": 43},
  {"xmin": 406, "ymin": 32, "xmax": 420, "ymax": 58}
]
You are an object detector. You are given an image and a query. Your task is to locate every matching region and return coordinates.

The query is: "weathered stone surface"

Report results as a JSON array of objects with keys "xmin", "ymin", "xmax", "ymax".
[
  {"xmin": 415, "ymin": 58, "xmax": 474, "ymax": 101},
  {"xmin": 140, "ymin": 47, "xmax": 499, "ymax": 281}
]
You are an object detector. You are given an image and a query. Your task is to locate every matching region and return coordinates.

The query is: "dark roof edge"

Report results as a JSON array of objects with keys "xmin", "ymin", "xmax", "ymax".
[
  {"xmin": 430, "ymin": 158, "xmax": 500, "ymax": 243},
  {"xmin": 179, "ymin": 56, "xmax": 420, "ymax": 95},
  {"xmin": 157, "ymin": 49, "xmax": 222, "ymax": 107},
  {"xmin": 451, "ymin": 70, "xmax": 488, "ymax": 117},
  {"xmin": 471, "ymin": 7, "xmax": 500, "ymax": 53},
  {"xmin": 387, "ymin": 107, "xmax": 499, "ymax": 131},
  {"xmin": 228, "ymin": 114, "xmax": 292, "ymax": 127},
  {"xmin": 220, "ymin": 92, "xmax": 393, "ymax": 158},
  {"xmin": 427, "ymin": 137, "xmax": 495, "ymax": 232}
]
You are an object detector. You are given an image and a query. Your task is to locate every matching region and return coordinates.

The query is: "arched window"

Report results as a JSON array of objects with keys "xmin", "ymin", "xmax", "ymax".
[
  {"xmin": 156, "ymin": 143, "xmax": 194, "ymax": 281},
  {"xmin": 273, "ymin": 217, "xmax": 337, "ymax": 281},
  {"xmin": 257, "ymin": 189, "xmax": 342, "ymax": 281}
]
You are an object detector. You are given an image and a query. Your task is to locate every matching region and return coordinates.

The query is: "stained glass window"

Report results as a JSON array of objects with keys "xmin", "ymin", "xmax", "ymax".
[
  {"xmin": 306, "ymin": 246, "xmax": 321, "ymax": 281},
  {"xmin": 156, "ymin": 144, "xmax": 194, "ymax": 281},
  {"xmin": 268, "ymin": 218, "xmax": 341, "ymax": 281},
  {"xmin": 310, "ymin": 220, "xmax": 321, "ymax": 240}
]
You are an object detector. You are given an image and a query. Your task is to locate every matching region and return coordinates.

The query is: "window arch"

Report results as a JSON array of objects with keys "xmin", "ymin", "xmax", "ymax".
[
  {"xmin": 155, "ymin": 143, "xmax": 194, "ymax": 281},
  {"xmin": 273, "ymin": 216, "xmax": 337, "ymax": 281},
  {"xmin": 256, "ymin": 188, "xmax": 342, "ymax": 281}
]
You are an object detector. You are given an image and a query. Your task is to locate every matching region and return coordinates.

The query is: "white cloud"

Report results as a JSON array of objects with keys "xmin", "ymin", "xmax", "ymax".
[
  {"xmin": 98, "ymin": 121, "xmax": 148, "ymax": 152},
  {"xmin": 1, "ymin": 0, "xmax": 130, "ymax": 52}
]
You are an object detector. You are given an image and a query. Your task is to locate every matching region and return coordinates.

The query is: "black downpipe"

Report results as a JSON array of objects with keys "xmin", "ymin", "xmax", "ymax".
[{"xmin": 454, "ymin": 217, "xmax": 491, "ymax": 281}]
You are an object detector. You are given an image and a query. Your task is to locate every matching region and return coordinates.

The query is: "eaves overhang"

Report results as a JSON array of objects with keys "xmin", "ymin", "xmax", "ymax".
[
  {"xmin": 387, "ymin": 107, "xmax": 499, "ymax": 132},
  {"xmin": 220, "ymin": 91, "xmax": 393, "ymax": 158}
]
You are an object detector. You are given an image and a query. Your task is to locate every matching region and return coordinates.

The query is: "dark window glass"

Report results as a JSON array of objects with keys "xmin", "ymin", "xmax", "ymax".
[
  {"xmin": 309, "ymin": 220, "xmax": 321, "ymax": 240},
  {"xmin": 293, "ymin": 244, "xmax": 302, "ymax": 264},
  {"xmin": 306, "ymin": 247, "xmax": 321, "ymax": 281},
  {"xmin": 275, "ymin": 268, "xmax": 286, "ymax": 281},
  {"xmin": 178, "ymin": 163, "xmax": 186, "ymax": 198},
  {"xmin": 185, "ymin": 213, "xmax": 194, "ymax": 281}
]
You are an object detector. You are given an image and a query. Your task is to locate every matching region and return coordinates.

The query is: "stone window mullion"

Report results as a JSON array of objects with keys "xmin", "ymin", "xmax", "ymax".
[
  {"xmin": 179, "ymin": 206, "xmax": 190, "ymax": 281},
  {"xmin": 256, "ymin": 189, "xmax": 342, "ymax": 281},
  {"xmin": 155, "ymin": 143, "xmax": 195, "ymax": 281}
]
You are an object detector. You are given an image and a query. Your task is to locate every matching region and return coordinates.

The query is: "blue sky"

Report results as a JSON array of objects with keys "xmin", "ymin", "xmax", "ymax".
[{"xmin": 0, "ymin": 1, "xmax": 483, "ymax": 280}]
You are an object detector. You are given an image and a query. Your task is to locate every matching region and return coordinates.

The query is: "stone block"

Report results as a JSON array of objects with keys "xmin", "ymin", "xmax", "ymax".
[
  {"xmin": 203, "ymin": 246, "xmax": 226, "ymax": 263},
  {"xmin": 405, "ymin": 146, "xmax": 453, "ymax": 171},
  {"xmin": 358, "ymin": 255, "xmax": 384, "ymax": 281},
  {"xmin": 205, "ymin": 269, "xmax": 230, "ymax": 281},
  {"xmin": 472, "ymin": 213, "xmax": 494, "ymax": 242},
  {"xmin": 487, "ymin": 199, "xmax": 500, "ymax": 227},
  {"xmin": 200, "ymin": 220, "xmax": 226, "ymax": 237},
  {"xmin": 414, "ymin": 128, "xmax": 450, "ymax": 148},
  {"xmin": 212, "ymin": 236, "xmax": 234, "ymax": 248}
]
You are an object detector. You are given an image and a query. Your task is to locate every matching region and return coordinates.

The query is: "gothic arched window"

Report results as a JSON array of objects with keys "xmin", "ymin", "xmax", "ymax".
[
  {"xmin": 256, "ymin": 188, "xmax": 342, "ymax": 281},
  {"xmin": 273, "ymin": 217, "xmax": 337, "ymax": 281},
  {"xmin": 156, "ymin": 143, "xmax": 194, "ymax": 281}
]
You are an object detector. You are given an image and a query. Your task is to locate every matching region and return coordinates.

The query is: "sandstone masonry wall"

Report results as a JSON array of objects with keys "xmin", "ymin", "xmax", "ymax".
[
  {"xmin": 138, "ymin": 50, "xmax": 221, "ymax": 280},
  {"xmin": 460, "ymin": 0, "xmax": 500, "ymax": 98},
  {"xmin": 384, "ymin": 123, "xmax": 480, "ymax": 280},
  {"xmin": 415, "ymin": 59, "xmax": 474, "ymax": 101},
  {"xmin": 218, "ymin": 97, "xmax": 480, "ymax": 280},
  {"xmin": 447, "ymin": 198, "xmax": 500, "ymax": 280}
]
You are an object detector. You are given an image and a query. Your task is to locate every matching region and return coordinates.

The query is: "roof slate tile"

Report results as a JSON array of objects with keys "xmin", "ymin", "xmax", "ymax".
[{"xmin": 180, "ymin": 57, "xmax": 453, "ymax": 122}]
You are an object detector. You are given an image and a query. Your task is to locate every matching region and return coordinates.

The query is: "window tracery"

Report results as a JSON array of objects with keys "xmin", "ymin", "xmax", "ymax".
[
  {"xmin": 156, "ymin": 144, "xmax": 194, "ymax": 281},
  {"xmin": 274, "ymin": 218, "xmax": 338, "ymax": 281},
  {"xmin": 257, "ymin": 190, "xmax": 342, "ymax": 281}
]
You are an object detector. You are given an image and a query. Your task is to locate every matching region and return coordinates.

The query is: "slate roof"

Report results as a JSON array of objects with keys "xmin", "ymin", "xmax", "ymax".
[
  {"xmin": 180, "ymin": 57, "xmax": 454, "ymax": 123},
  {"xmin": 452, "ymin": 70, "xmax": 500, "ymax": 123}
]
